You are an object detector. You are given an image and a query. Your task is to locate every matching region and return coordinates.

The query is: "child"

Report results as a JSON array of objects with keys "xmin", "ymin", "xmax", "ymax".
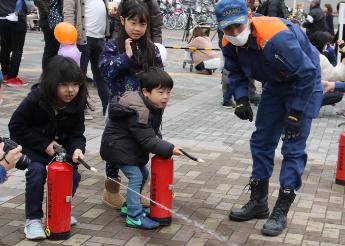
[
  {"xmin": 100, "ymin": 67, "xmax": 182, "ymax": 229},
  {"xmin": 8, "ymin": 56, "xmax": 91, "ymax": 240},
  {"xmin": 99, "ymin": 0, "xmax": 163, "ymax": 209},
  {"xmin": 6, "ymin": 0, "xmax": 24, "ymax": 22},
  {"xmin": 187, "ymin": 26, "xmax": 218, "ymax": 72}
]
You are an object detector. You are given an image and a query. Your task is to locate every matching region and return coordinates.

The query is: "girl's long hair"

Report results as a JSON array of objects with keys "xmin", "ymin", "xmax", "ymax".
[
  {"xmin": 39, "ymin": 56, "xmax": 92, "ymax": 111},
  {"xmin": 118, "ymin": 0, "xmax": 156, "ymax": 72}
]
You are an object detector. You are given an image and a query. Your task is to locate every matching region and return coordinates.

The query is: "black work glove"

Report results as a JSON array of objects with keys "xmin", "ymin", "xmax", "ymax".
[
  {"xmin": 235, "ymin": 97, "xmax": 253, "ymax": 122},
  {"xmin": 282, "ymin": 109, "xmax": 303, "ymax": 140}
]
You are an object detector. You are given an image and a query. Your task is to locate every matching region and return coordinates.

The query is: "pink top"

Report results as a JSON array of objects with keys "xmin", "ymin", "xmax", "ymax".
[{"xmin": 187, "ymin": 36, "xmax": 218, "ymax": 65}]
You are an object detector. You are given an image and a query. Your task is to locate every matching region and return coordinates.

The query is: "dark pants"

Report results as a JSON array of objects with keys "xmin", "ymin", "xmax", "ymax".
[
  {"xmin": 41, "ymin": 20, "xmax": 60, "ymax": 69},
  {"xmin": 25, "ymin": 161, "xmax": 81, "ymax": 220},
  {"xmin": 0, "ymin": 19, "xmax": 27, "ymax": 79},
  {"xmin": 78, "ymin": 37, "xmax": 110, "ymax": 115}
]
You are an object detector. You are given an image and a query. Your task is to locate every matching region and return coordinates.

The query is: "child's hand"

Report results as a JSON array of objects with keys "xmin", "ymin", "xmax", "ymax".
[
  {"xmin": 72, "ymin": 149, "xmax": 84, "ymax": 163},
  {"xmin": 173, "ymin": 147, "xmax": 183, "ymax": 156},
  {"xmin": 125, "ymin": 38, "xmax": 133, "ymax": 58},
  {"xmin": 45, "ymin": 141, "xmax": 61, "ymax": 156}
]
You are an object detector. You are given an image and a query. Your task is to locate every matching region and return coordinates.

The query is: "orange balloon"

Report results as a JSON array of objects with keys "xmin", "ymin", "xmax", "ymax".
[{"xmin": 54, "ymin": 22, "xmax": 78, "ymax": 45}]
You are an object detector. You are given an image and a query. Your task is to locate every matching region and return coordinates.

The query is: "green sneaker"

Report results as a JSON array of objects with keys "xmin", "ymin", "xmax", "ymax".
[
  {"xmin": 121, "ymin": 203, "xmax": 149, "ymax": 217},
  {"xmin": 126, "ymin": 212, "xmax": 159, "ymax": 229}
]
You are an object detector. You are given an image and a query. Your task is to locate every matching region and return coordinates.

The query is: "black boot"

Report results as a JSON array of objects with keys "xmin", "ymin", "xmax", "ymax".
[
  {"xmin": 229, "ymin": 178, "xmax": 269, "ymax": 221},
  {"xmin": 261, "ymin": 187, "xmax": 296, "ymax": 236}
]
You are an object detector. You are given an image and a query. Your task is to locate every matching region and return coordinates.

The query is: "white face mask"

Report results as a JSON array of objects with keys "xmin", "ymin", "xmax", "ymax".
[{"xmin": 225, "ymin": 23, "xmax": 250, "ymax": 47}]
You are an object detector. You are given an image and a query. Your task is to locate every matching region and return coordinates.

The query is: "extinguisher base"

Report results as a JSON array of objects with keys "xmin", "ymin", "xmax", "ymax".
[
  {"xmin": 47, "ymin": 231, "xmax": 70, "ymax": 240},
  {"xmin": 335, "ymin": 179, "xmax": 345, "ymax": 186},
  {"xmin": 149, "ymin": 216, "xmax": 171, "ymax": 226}
]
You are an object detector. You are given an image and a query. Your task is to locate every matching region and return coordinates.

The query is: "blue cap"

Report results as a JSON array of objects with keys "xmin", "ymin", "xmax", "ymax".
[{"xmin": 215, "ymin": 0, "xmax": 248, "ymax": 30}]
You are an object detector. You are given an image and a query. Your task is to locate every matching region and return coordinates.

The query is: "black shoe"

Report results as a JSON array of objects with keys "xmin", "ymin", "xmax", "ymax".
[
  {"xmin": 229, "ymin": 178, "xmax": 269, "ymax": 221},
  {"xmin": 261, "ymin": 187, "xmax": 296, "ymax": 236}
]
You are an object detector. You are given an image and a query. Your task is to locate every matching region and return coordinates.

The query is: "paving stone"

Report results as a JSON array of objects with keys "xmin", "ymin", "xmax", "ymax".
[{"xmin": 62, "ymin": 234, "xmax": 91, "ymax": 245}]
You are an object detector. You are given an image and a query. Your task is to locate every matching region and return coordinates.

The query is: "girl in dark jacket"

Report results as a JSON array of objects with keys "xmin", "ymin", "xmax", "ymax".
[
  {"xmin": 9, "ymin": 56, "xmax": 91, "ymax": 240},
  {"xmin": 99, "ymin": 0, "xmax": 163, "ymax": 209}
]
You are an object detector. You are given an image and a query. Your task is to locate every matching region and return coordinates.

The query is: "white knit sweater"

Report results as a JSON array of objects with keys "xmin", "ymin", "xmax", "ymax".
[{"xmin": 320, "ymin": 54, "xmax": 345, "ymax": 82}]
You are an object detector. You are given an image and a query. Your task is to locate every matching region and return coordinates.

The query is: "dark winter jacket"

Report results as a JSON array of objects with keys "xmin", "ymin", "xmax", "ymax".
[
  {"xmin": 112, "ymin": 0, "xmax": 162, "ymax": 43},
  {"xmin": 303, "ymin": 6, "xmax": 327, "ymax": 38},
  {"xmin": 100, "ymin": 91, "xmax": 174, "ymax": 166},
  {"xmin": 325, "ymin": 13, "xmax": 334, "ymax": 36},
  {"xmin": 256, "ymin": 0, "xmax": 288, "ymax": 18},
  {"xmin": 99, "ymin": 38, "xmax": 163, "ymax": 100},
  {"xmin": 8, "ymin": 85, "xmax": 86, "ymax": 165}
]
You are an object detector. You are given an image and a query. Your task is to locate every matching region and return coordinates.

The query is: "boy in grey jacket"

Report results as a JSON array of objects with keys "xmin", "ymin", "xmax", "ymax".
[{"xmin": 100, "ymin": 67, "xmax": 182, "ymax": 229}]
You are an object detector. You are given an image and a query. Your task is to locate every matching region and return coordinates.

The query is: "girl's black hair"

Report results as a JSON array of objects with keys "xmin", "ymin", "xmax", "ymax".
[
  {"xmin": 118, "ymin": 0, "xmax": 156, "ymax": 72},
  {"xmin": 39, "ymin": 55, "xmax": 91, "ymax": 111},
  {"xmin": 309, "ymin": 31, "xmax": 332, "ymax": 53},
  {"xmin": 139, "ymin": 67, "xmax": 173, "ymax": 92}
]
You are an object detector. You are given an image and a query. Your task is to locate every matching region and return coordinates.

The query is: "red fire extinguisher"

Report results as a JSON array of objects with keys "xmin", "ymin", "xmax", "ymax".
[
  {"xmin": 150, "ymin": 155, "xmax": 174, "ymax": 225},
  {"xmin": 336, "ymin": 132, "xmax": 345, "ymax": 185},
  {"xmin": 45, "ymin": 150, "xmax": 73, "ymax": 240}
]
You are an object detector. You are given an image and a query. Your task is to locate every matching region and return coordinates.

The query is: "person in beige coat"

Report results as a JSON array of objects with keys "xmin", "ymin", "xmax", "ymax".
[{"xmin": 187, "ymin": 26, "xmax": 219, "ymax": 72}]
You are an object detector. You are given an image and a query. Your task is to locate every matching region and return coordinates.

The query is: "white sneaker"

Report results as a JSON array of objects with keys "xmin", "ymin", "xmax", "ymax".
[
  {"xmin": 70, "ymin": 216, "xmax": 78, "ymax": 226},
  {"xmin": 24, "ymin": 219, "xmax": 46, "ymax": 240},
  {"xmin": 5, "ymin": 13, "xmax": 18, "ymax": 22}
]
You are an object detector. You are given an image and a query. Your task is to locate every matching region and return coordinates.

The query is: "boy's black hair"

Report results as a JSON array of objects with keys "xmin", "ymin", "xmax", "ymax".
[
  {"xmin": 139, "ymin": 67, "xmax": 173, "ymax": 92},
  {"xmin": 309, "ymin": 31, "xmax": 332, "ymax": 53},
  {"xmin": 39, "ymin": 55, "xmax": 92, "ymax": 111},
  {"xmin": 118, "ymin": 0, "xmax": 156, "ymax": 72}
]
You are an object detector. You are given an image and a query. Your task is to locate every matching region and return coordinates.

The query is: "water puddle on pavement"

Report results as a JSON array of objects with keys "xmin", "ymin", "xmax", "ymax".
[{"xmin": 107, "ymin": 176, "xmax": 228, "ymax": 242}]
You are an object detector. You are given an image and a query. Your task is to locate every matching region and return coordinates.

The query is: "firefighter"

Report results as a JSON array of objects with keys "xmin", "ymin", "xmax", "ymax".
[{"xmin": 215, "ymin": 0, "xmax": 323, "ymax": 236}]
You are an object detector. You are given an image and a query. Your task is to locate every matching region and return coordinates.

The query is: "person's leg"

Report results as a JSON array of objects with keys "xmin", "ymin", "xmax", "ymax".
[
  {"xmin": 88, "ymin": 37, "xmax": 110, "ymax": 115},
  {"xmin": 15, "ymin": 0, "xmax": 24, "ymax": 13},
  {"xmin": 72, "ymin": 166, "xmax": 81, "ymax": 196},
  {"xmin": 7, "ymin": 19, "xmax": 26, "ymax": 79},
  {"xmin": 119, "ymin": 165, "xmax": 159, "ymax": 229},
  {"xmin": 229, "ymin": 84, "xmax": 285, "ymax": 222},
  {"xmin": 41, "ymin": 21, "xmax": 60, "ymax": 69},
  {"xmin": 25, "ymin": 162, "xmax": 47, "ymax": 220},
  {"xmin": 119, "ymin": 165, "xmax": 143, "ymax": 217},
  {"xmin": 0, "ymin": 21, "xmax": 12, "ymax": 76},
  {"xmin": 261, "ymin": 89, "xmax": 323, "ymax": 236},
  {"xmin": 103, "ymin": 162, "xmax": 125, "ymax": 208}
]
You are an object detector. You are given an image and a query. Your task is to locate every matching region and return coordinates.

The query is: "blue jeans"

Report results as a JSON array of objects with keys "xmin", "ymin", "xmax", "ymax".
[
  {"xmin": 119, "ymin": 165, "xmax": 149, "ymax": 217},
  {"xmin": 25, "ymin": 161, "xmax": 81, "ymax": 219},
  {"xmin": 15, "ymin": 0, "xmax": 24, "ymax": 13}
]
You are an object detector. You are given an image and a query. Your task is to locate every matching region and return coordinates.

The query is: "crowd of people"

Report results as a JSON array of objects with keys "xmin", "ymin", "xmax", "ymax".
[{"xmin": 1, "ymin": 0, "xmax": 345, "ymax": 242}]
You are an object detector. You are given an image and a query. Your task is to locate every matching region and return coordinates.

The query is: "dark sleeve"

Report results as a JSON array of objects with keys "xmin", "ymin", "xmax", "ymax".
[
  {"xmin": 66, "ymin": 112, "xmax": 86, "ymax": 154},
  {"xmin": 129, "ymin": 122, "xmax": 174, "ymax": 159},
  {"xmin": 34, "ymin": 0, "xmax": 49, "ymax": 19},
  {"xmin": 148, "ymin": 0, "xmax": 162, "ymax": 43},
  {"xmin": 266, "ymin": 0, "xmax": 280, "ymax": 17},
  {"xmin": 99, "ymin": 40, "xmax": 131, "ymax": 81},
  {"xmin": 8, "ymin": 99, "xmax": 52, "ymax": 154}
]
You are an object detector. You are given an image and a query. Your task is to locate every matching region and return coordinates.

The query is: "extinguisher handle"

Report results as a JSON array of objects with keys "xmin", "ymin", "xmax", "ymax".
[{"xmin": 77, "ymin": 157, "xmax": 98, "ymax": 172}]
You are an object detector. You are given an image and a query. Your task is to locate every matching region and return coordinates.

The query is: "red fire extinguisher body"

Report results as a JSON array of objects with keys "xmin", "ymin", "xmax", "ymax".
[
  {"xmin": 337, "ymin": 132, "xmax": 345, "ymax": 185},
  {"xmin": 150, "ymin": 155, "xmax": 173, "ymax": 225},
  {"xmin": 45, "ymin": 161, "xmax": 73, "ymax": 240}
]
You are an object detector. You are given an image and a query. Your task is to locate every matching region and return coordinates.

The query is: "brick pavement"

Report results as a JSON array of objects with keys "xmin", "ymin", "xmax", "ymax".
[{"xmin": 0, "ymin": 30, "xmax": 345, "ymax": 246}]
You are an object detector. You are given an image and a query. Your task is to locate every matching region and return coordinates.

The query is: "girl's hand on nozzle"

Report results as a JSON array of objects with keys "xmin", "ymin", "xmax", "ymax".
[
  {"xmin": 173, "ymin": 147, "xmax": 183, "ymax": 156},
  {"xmin": 72, "ymin": 149, "xmax": 84, "ymax": 163},
  {"xmin": 45, "ymin": 141, "xmax": 61, "ymax": 156},
  {"xmin": 125, "ymin": 38, "xmax": 133, "ymax": 58}
]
